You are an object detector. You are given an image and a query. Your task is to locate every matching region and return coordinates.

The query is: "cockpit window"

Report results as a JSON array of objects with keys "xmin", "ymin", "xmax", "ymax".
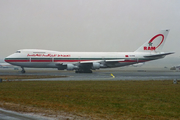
[{"xmin": 16, "ymin": 51, "xmax": 21, "ymax": 53}]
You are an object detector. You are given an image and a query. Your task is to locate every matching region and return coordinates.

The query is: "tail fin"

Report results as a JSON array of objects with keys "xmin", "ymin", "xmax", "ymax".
[{"xmin": 135, "ymin": 29, "xmax": 170, "ymax": 53}]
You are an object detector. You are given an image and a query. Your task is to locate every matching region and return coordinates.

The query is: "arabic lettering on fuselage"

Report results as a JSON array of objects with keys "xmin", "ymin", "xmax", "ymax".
[{"xmin": 27, "ymin": 54, "xmax": 71, "ymax": 57}]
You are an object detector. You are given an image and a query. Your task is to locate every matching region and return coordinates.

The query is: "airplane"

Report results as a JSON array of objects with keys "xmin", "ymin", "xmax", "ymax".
[
  {"xmin": 5, "ymin": 29, "xmax": 174, "ymax": 73},
  {"xmin": 0, "ymin": 63, "xmax": 15, "ymax": 68},
  {"xmin": 170, "ymin": 65, "xmax": 180, "ymax": 70}
]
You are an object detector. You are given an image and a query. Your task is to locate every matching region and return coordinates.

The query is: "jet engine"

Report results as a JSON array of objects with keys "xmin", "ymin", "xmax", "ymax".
[
  {"xmin": 66, "ymin": 64, "xmax": 78, "ymax": 70},
  {"xmin": 92, "ymin": 63, "xmax": 100, "ymax": 70}
]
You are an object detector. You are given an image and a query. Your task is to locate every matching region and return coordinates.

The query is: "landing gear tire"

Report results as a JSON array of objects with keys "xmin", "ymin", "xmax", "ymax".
[
  {"xmin": 85, "ymin": 70, "xmax": 92, "ymax": 73},
  {"xmin": 21, "ymin": 70, "xmax": 25, "ymax": 73},
  {"xmin": 75, "ymin": 69, "xmax": 92, "ymax": 73},
  {"xmin": 75, "ymin": 71, "xmax": 79, "ymax": 73}
]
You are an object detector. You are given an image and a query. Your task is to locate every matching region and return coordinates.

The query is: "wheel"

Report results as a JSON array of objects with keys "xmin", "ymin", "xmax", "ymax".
[
  {"xmin": 75, "ymin": 69, "xmax": 92, "ymax": 73},
  {"xmin": 21, "ymin": 70, "xmax": 25, "ymax": 73},
  {"xmin": 83, "ymin": 70, "xmax": 92, "ymax": 73}
]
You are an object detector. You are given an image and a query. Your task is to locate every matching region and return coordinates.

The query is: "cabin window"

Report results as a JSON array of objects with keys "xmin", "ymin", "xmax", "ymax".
[{"xmin": 16, "ymin": 51, "xmax": 21, "ymax": 53}]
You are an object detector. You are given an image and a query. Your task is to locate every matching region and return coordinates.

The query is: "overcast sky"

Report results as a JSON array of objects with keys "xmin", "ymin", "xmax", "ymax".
[{"xmin": 0, "ymin": 0, "xmax": 180, "ymax": 60}]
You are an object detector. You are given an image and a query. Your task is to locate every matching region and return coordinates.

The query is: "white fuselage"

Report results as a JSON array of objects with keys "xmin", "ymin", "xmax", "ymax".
[{"xmin": 5, "ymin": 49, "xmax": 159, "ymax": 69}]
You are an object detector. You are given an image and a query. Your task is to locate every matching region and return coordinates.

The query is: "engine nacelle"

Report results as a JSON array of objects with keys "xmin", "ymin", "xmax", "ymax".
[
  {"xmin": 66, "ymin": 64, "xmax": 78, "ymax": 70},
  {"xmin": 92, "ymin": 63, "xmax": 100, "ymax": 70}
]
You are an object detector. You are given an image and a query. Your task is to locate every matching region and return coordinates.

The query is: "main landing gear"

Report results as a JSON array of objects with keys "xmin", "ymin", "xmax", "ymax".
[
  {"xmin": 75, "ymin": 69, "xmax": 92, "ymax": 73},
  {"xmin": 21, "ymin": 67, "xmax": 26, "ymax": 73}
]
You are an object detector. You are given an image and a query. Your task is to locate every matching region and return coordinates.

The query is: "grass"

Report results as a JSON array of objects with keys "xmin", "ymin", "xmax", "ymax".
[
  {"xmin": 0, "ymin": 80, "xmax": 180, "ymax": 119},
  {"xmin": 0, "ymin": 75, "xmax": 66, "ymax": 80}
]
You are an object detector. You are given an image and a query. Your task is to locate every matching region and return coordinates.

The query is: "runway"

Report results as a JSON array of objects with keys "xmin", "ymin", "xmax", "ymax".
[
  {"xmin": 0, "ymin": 69, "xmax": 180, "ymax": 81},
  {"xmin": 37, "ymin": 71, "xmax": 180, "ymax": 81}
]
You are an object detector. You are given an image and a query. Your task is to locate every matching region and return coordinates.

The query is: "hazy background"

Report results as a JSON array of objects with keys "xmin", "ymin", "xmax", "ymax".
[{"xmin": 0, "ymin": 0, "xmax": 180, "ymax": 68}]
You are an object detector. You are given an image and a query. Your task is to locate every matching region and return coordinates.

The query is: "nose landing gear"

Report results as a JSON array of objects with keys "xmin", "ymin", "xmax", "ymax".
[{"xmin": 21, "ymin": 67, "xmax": 25, "ymax": 73}]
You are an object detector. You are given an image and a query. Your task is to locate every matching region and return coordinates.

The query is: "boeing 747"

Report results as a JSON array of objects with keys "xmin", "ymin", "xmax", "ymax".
[{"xmin": 5, "ymin": 29, "xmax": 174, "ymax": 73}]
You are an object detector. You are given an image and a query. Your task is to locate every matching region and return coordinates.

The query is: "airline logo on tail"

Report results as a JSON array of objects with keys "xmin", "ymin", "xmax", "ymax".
[{"xmin": 144, "ymin": 34, "xmax": 164, "ymax": 51}]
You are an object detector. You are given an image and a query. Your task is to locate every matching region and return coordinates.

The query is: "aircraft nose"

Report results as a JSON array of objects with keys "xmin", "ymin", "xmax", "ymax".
[
  {"xmin": 4, "ymin": 56, "xmax": 10, "ymax": 63},
  {"xmin": 4, "ymin": 54, "xmax": 14, "ymax": 63}
]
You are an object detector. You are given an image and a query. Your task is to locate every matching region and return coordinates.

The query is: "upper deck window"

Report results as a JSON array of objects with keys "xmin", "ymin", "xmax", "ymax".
[
  {"xmin": 16, "ymin": 51, "xmax": 21, "ymax": 53},
  {"xmin": 33, "ymin": 52, "xmax": 46, "ymax": 53}
]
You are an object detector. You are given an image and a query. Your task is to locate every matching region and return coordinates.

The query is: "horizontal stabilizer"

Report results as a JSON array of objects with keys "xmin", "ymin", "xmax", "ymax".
[{"xmin": 144, "ymin": 52, "xmax": 174, "ymax": 58}]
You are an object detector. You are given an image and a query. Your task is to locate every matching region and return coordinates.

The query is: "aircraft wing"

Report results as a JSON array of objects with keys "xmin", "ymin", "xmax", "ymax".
[
  {"xmin": 55, "ymin": 59, "xmax": 125, "ymax": 67},
  {"xmin": 80, "ymin": 59, "xmax": 125, "ymax": 64},
  {"xmin": 144, "ymin": 52, "xmax": 174, "ymax": 58},
  {"xmin": 79, "ymin": 59, "xmax": 125, "ymax": 68}
]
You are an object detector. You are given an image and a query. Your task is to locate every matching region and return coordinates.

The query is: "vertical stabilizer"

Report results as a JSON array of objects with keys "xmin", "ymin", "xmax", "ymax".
[{"xmin": 135, "ymin": 29, "xmax": 170, "ymax": 53}]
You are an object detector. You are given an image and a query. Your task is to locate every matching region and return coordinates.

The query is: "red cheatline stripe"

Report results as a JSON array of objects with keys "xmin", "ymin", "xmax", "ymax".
[
  {"xmin": 5, "ymin": 60, "xmax": 30, "ymax": 62},
  {"xmin": 5, "ymin": 59, "xmax": 150, "ymax": 63},
  {"xmin": 31, "ymin": 60, "xmax": 52, "ymax": 62},
  {"xmin": 5, "ymin": 59, "xmax": 94, "ymax": 63},
  {"xmin": 54, "ymin": 60, "xmax": 91, "ymax": 62}
]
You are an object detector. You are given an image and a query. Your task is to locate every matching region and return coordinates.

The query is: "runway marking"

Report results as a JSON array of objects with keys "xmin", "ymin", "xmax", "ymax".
[{"xmin": 111, "ymin": 73, "xmax": 115, "ymax": 78}]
